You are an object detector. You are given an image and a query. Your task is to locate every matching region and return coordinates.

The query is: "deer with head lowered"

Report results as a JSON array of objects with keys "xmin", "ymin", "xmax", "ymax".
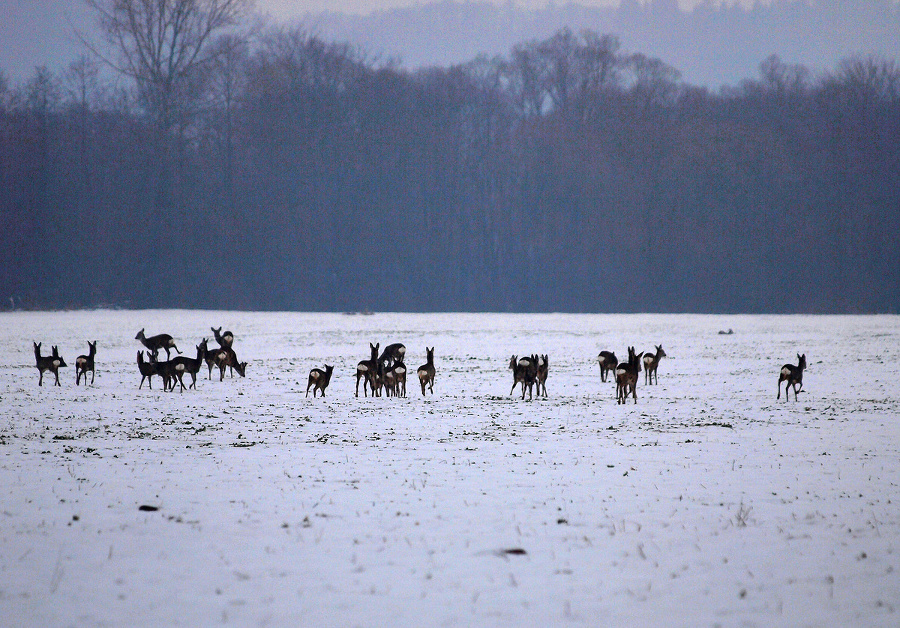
[
  {"xmin": 616, "ymin": 346, "xmax": 644, "ymax": 404},
  {"xmin": 214, "ymin": 346, "xmax": 247, "ymax": 381},
  {"xmin": 417, "ymin": 347, "xmax": 436, "ymax": 396},
  {"xmin": 379, "ymin": 343, "xmax": 406, "ymax": 368},
  {"xmin": 34, "ymin": 342, "xmax": 67, "ymax": 386},
  {"xmin": 642, "ymin": 344, "xmax": 667, "ymax": 385},
  {"xmin": 307, "ymin": 364, "xmax": 334, "ymax": 397},
  {"xmin": 75, "ymin": 340, "xmax": 97, "ymax": 386},
  {"xmin": 509, "ymin": 354, "xmax": 538, "ymax": 400},
  {"xmin": 355, "ymin": 343, "xmax": 379, "ymax": 397},
  {"xmin": 777, "ymin": 353, "xmax": 806, "ymax": 401},
  {"xmin": 136, "ymin": 328, "xmax": 181, "ymax": 360},
  {"xmin": 597, "ymin": 351, "xmax": 618, "ymax": 383}
]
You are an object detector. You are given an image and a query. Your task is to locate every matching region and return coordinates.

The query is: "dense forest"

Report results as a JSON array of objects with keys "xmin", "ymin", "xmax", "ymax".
[{"xmin": 1, "ymin": 2, "xmax": 898, "ymax": 313}]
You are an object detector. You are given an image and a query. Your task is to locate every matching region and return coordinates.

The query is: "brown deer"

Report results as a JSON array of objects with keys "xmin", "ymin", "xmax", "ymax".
[
  {"xmin": 211, "ymin": 326, "xmax": 234, "ymax": 348},
  {"xmin": 642, "ymin": 344, "xmax": 667, "ymax": 385},
  {"xmin": 597, "ymin": 351, "xmax": 618, "ymax": 383},
  {"xmin": 137, "ymin": 350, "xmax": 159, "ymax": 389},
  {"xmin": 136, "ymin": 328, "xmax": 181, "ymax": 360},
  {"xmin": 34, "ymin": 342, "xmax": 67, "ymax": 386},
  {"xmin": 215, "ymin": 346, "xmax": 247, "ymax": 381},
  {"xmin": 616, "ymin": 346, "xmax": 644, "ymax": 404},
  {"xmin": 535, "ymin": 354, "xmax": 549, "ymax": 398},
  {"xmin": 389, "ymin": 361, "xmax": 407, "ymax": 397},
  {"xmin": 168, "ymin": 339, "xmax": 208, "ymax": 391},
  {"xmin": 509, "ymin": 354, "xmax": 538, "ymax": 400},
  {"xmin": 306, "ymin": 364, "xmax": 334, "ymax": 397},
  {"xmin": 417, "ymin": 347, "xmax": 436, "ymax": 396},
  {"xmin": 355, "ymin": 343, "xmax": 379, "ymax": 397},
  {"xmin": 378, "ymin": 343, "xmax": 406, "ymax": 368},
  {"xmin": 203, "ymin": 344, "xmax": 226, "ymax": 379},
  {"xmin": 75, "ymin": 340, "xmax": 97, "ymax": 386},
  {"xmin": 777, "ymin": 353, "xmax": 806, "ymax": 401}
]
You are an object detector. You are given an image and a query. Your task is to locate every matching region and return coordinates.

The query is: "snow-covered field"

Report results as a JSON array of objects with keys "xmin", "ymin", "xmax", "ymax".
[{"xmin": 1, "ymin": 310, "xmax": 899, "ymax": 626}]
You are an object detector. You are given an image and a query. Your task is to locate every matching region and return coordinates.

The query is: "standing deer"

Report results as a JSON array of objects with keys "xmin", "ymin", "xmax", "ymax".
[
  {"xmin": 597, "ymin": 351, "xmax": 618, "ymax": 383},
  {"xmin": 168, "ymin": 339, "xmax": 208, "ymax": 391},
  {"xmin": 777, "ymin": 353, "xmax": 806, "ymax": 401},
  {"xmin": 509, "ymin": 354, "xmax": 538, "ymax": 400},
  {"xmin": 417, "ymin": 347, "xmax": 436, "ymax": 396},
  {"xmin": 378, "ymin": 343, "xmax": 406, "ymax": 368},
  {"xmin": 215, "ymin": 346, "xmax": 247, "ymax": 381},
  {"xmin": 616, "ymin": 346, "xmax": 644, "ymax": 404},
  {"xmin": 136, "ymin": 328, "xmax": 181, "ymax": 360},
  {"xmin": 535, "ymin": 354, "xmax": 549, "ymax": 398},
  {"xmin": 355, "ymin": 343, "xmax": 379, "ymax": 397},
  {"xmin": 306, "ymin": 364, "xmax": 334, "ymax": 397},
  {"xmin": 137, "ymin": 350, "xmax": 161, "ymax": 389},
  {"xmin": 75, "ymin": 340, "xmax": 97, "ymax": 386},
  {"xmin": 34, "ymin": 342, "xmax": 67, "ymax": 386},
  {"xmin": 383, "ymin": 361, "xmax": 407, "ymax": 397},
  {"xmin": 211, "ymin": 326, "xmax": 234, "ymax": 348},
  {"xmin": 642, "ymin": 344, "xmax": 667, "ymax": 385}
]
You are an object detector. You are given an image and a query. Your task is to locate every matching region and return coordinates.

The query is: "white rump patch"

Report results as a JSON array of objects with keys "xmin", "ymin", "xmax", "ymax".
[
  {"xmin": 311, "ymin": 371, "xmax": 320, "ymax": 380},
  {"xmin": 358, "ymin": 365, "xmax": 368, "ymax": 372},
  {"xmin": 176, "ymin": 364, "xmax": 185, "ymax": 372},
  {"xmin": 53, "ymin": 360, "xmax": 60, "ymax": 368},
  {"xmin": 781, "ymin": 367, "xmax": 791, "ymax": 377},
  {"xmin": 616, "ymin": 368, "xmax": 626, "ymax": 376},
  {"xmin": 518, "ymin": 359, "xmax": 530, "ymax": 368},
  {"xmin": 395, "ymin": 367, "xmax": 406, "ymax": 375}
]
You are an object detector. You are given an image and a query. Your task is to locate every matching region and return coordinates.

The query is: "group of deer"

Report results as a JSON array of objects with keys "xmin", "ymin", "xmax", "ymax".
[
  {"xmin": 33, "ymin": 341, "xmax": 96, "ymax": 386},
  {"xmin": 136, "ymin": 327, "xmax": 247, "ymax": 392},
  {"xmin": 508, "ymin": 354, "xmax": 549, "ymax": 400},
  {"xmin": 596, "ymin": 345, "xmax": 666, "ymax": 404},
  {"xmin": 330, "ymin": 342, "xmax": 435, "ymax": 399}
]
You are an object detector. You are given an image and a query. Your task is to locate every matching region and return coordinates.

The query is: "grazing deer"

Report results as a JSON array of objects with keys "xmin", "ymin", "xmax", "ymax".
[
  {"xmin": 306, "ymin": 364, "xmax": 334, "ymax": 397},
  {"xmin": 211, "ymin": 326, "xmax": 234, "ymax": 348},
  {"xmin": 75, "ymin": 340, "xmax": 97, "ymax": 386},
  {"xmin": 535, "ymin": 354, "xmax": 549, "ymax": 397},
  {"xmin": 509, "ymin": 354, "xmax": 538, "ymax": 400},
  {"xmin": 136, "ymin": 328, "xmax": 181, "ymax": 360},
  {"xmin": 642, "ymin": 344, "xmax": 667, "ymax": 385},
  {"xmin": 777, "ymin": 353, "xmax": 807, "ymax": 401},
  {"xmin": 616, "ymin": 346, "xmax": 644, "ymax": 404},
  {"xmin": 34, "ymin": 342, "xmax": 67, "ymax": 386},
  {"xmin": 215, "ymin": 346, "xmax": 247, "ymax": 381},
  {"xmin": 355, "ymin": 343, "xmax": 379, "ymax": 397},
  {"xmin": 168, "ymin": 339, "xmax": 208, "ymax": 391},
  {"xmin": 417, "ymin": 347, "xmax": 436, "ymax": 396},
  {"xmin": 597, "ymin": 351, "xmax": 618, "ymax": 383},
  {"xmin": 378, "ymin": 343, "xmax": 406, "ymax": 368},
  {"xmin": 137, "ymin": 350, "xmax": 161, "ymax": 389}
]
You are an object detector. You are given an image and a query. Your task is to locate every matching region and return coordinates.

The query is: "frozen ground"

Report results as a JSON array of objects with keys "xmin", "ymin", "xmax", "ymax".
[{"xmin": 1, "ymin": 311, "xmax": 898, "ymax": 627}]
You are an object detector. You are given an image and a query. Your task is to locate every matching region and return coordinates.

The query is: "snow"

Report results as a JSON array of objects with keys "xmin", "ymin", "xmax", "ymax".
[{"xmin": 1, "ymin": 310, "xmax": 899, "ymax": 626}]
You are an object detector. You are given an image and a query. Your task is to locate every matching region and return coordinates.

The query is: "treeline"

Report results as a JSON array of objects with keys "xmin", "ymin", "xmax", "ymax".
[{"xmin": 1, "ymin": 25, "xmax": 898, "ymax": 313}]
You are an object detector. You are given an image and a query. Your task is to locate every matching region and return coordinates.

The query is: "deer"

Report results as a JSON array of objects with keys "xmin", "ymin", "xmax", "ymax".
[
  {"xmin": 34, "ymin": 342, "xmax": 67, "ymax": 386},
  {"xmin": 203, "ymin": 344, "xmax": 226, "ymax": 379},
  {"xmin": 306, "ymin": 364, "xmax": 334, "ymax": 397},
  {"xmin": 168, "ymin": 339, "xmax": 208, "ymax": 391},
  {"xmin": 215, "ymin": 346, "xmax": 247, "ymax": 381},
  {"xmin": 136, "ymin": 328, "xmax": 181, "ymax": 360},
  {"xmin": 75, "ymin": 340, "xmax": 97, "ymax": 386},
  {"xmin": 355, "ymin": 343, "xmax": 380, "ymax": 397},
  {"xmin": 597, "ymin": 351, "xmax": 618, "ymax": 383},
  {"xmin": 211, "ymin": 326, "xmax": 234, "ymax": 348},
  {"xmin": 382, "ymin": 363, "xmax": 398, "ymax": 397},
  {"xmin": 388, "ymin": 360, "xmax": 407, "ymax": 397},
  {"xmin": 777, "ymin": 353, "xmax": 807, "ymax": 401},
  {"xmin": 509, "ymin": 354, "xmax": 538, "ymax": 400},
  {"xmin": 417, "ymin": 347, "xmax": 436, "ymax": 396},
  {"xmin": 378, "ymin": 343, "xmax": 406, "ymax": 368},
  {"xmin": 137, "ymin": 350, "xmax": 162, "ymax": 389},
  {"xmin": 535, "ymin": 354, "xmax": 549, "ymax": 398},
  {"xmin": 642, "ymin": 344, "xmax": 667, "ymax": 385},
  {"xmin": 616, "ymin": 346, "xmax": 644, "ymax": 404}
]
